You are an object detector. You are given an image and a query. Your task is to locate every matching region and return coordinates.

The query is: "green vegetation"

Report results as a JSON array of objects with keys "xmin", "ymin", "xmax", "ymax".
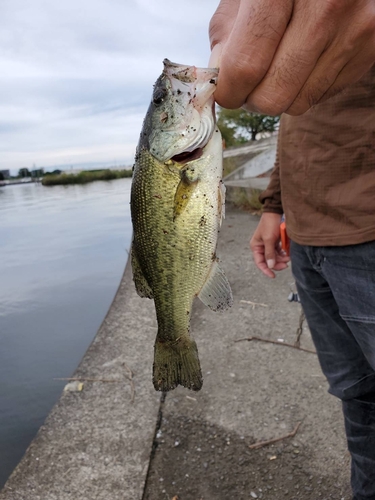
[
  {"xmin": 217, "ymin": 107, "xmax": 279, "ymax": 144},
  {"xmin": 43, "ymin": 169, "xmax": 62, "ymax": 176},
  {"xmin": 42, "ymin": 168, "xmax": 132, "ymax": 186}
]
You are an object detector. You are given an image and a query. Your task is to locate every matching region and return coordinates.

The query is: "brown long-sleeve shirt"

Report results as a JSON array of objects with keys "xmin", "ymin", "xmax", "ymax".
[{"xmin": 260, "ymin": 65, "xmax": 375, "ymax": 246}]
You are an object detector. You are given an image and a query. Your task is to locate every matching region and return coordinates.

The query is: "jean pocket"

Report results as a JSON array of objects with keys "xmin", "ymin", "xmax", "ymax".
[{"xmin": 323, "ymin": 261, "xmax": 375, "ymax": 322}]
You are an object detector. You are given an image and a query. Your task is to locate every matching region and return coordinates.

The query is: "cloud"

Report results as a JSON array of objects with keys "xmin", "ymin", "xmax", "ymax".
[{"xmin": 0, "ymin": 0, "xmax": 219, "ymax": 173}]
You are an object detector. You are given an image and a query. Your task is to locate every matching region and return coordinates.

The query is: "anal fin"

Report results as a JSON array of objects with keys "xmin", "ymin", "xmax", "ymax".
[{"xmin": 198, "ymin": 260, "xmax": 233, "ymax": 311}]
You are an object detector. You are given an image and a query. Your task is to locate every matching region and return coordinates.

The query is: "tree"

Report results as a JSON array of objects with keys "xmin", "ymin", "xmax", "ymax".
[
  {"xmin": 18, "ymin": 168, "xmax": 31, "ymax": 178},
  {"xmin": 0, "ymin": 172, "xmax": 4, "ymax": 181},
  {"xmin": 217, "ymin": 107, "xmax": 280, "ymax": 142}
]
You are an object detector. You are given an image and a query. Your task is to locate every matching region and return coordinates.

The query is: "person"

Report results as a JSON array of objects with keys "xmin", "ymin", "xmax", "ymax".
[{"xmin": 209, "ymin": 1, "xmax": 375, "ymax": 499}]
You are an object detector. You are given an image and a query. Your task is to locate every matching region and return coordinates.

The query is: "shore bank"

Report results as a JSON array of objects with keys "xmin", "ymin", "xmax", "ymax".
[{"xmin": 42, "ymin": 169, "xmax": 132, "ymax": 186}]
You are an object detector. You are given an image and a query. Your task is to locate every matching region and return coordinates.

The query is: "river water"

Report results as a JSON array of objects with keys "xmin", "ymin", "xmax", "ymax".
[{"xmin": 0, "ymin": 179, "xmax": 132, "ymax": 487}]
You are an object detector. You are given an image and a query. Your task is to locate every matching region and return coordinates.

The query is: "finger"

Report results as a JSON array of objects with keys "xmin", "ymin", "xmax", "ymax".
[
  {"xmin": 214, "ymin": 0, "xmax": 292, "ymax": 109},
  {"xmin": 275, "ymin": 253, "xmax": 290, "ymax": 263},
  {"xmin": 287, "ymin": 45, "xmax": 375, "ymax": 115},
  {"xmin": 273, "ymin": 262, "xmax": 289, "ymax": 271},
  {"xmin": 263, "ymin": 239, "xmax": 278, "ymax": 270},
  {"xmin": 253, "ymin": 249, "xmax": 276, "ymax": 278},
  {"xmin": 209, "ymin": 0, "xmax": 240, "ymax": 68},
  {"xmin": 286, "ymin": 1, "xmax": 375, "ymax": 114},
  {"xmin": 244, "ymin": 1, "xmax": 332, "ymax": 115}
]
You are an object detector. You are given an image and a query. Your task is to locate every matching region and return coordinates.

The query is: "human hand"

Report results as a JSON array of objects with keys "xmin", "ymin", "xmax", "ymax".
[
  {"xmin": 209, "ymin": 0, "xmax": 375, "ymax": 115},
  {"xmin": 250, "ymin": 213, "xmax": 290, "ymax": 278}
]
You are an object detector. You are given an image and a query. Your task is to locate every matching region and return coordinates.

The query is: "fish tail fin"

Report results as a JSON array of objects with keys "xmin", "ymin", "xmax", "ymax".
[{"xmin": 153, "ymin": 334, "xmax": 202, "ymax": 392}]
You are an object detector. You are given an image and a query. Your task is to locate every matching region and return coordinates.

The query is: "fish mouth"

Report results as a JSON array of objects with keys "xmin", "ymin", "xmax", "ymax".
[{"xmin": 171, "ymin": 147, "xmax": 203, "ymax": 164}]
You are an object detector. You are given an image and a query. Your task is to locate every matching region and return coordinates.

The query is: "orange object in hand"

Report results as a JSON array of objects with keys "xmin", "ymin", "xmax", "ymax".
[{"xmin": 280, "ymin": 221, "xmax": 290, "ymax": 256}]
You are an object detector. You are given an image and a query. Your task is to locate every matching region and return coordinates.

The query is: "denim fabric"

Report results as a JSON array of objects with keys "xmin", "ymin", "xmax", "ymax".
[{"xmin": 290, "ymin": 240, "xmax": 375, "ymax": 500}]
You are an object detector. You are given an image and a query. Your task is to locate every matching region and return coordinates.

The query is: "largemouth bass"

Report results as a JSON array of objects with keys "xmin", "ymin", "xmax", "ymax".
[{"xmin": 130, "ymin": 59, "xmax": 232, "ymax": 392}]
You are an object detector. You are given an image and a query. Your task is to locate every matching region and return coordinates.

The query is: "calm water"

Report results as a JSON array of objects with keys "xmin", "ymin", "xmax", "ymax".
[{"xmin": 0, "ymin": 179, "xmax": 132, "ymax": 487}]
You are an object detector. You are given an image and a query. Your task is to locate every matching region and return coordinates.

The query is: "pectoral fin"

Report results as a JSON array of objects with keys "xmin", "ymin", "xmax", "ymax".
[
  {"xmin": 173, "ymin": 165, "xmax": 200, "ymax": 220},
  {"xmin": 131, "ymin": 243, "xmax": 153, "ymax": 299},
  {"xmin": 198, "ymin": 260, "xmax": 233, "ymax": 311}
]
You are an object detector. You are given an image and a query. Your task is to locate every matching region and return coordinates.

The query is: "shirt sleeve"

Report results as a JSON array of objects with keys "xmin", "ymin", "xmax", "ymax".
[{"xmin": 258, "ymin": 132, "xmax": 283, "ymax": 214}]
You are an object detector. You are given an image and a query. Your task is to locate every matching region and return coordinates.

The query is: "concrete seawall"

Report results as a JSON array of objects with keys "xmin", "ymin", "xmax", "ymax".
[
  {"xmin": 0, "ymin": 205, "xmax": 351, "ymax": 500},
  {"xmin": 0, "ymin": 258, "xmax": 162, "ymax": 500}
]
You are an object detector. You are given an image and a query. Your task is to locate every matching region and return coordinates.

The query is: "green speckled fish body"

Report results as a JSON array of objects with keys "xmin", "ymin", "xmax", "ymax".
[{"xmin": 130, "ymin": 60, "xmax": 232, "ymax": 392}]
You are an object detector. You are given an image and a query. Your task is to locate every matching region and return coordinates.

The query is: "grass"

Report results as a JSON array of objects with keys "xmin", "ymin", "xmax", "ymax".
[{"xmin": 42, "ymin": 169, "xmax": 132, "ymax": 186}]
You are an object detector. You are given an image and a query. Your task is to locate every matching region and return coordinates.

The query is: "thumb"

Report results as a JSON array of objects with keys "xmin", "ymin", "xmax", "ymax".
[
  {"xmin": 209, "ymin": 43, "xmax": 222, "ymax": 68},
  {"xmin": 264, "ymin": 241, "xmax": 277, "ymax": 270},
  {"xmin": 209, "ymin": 0, "xmax": 239, "ymax": 66}
]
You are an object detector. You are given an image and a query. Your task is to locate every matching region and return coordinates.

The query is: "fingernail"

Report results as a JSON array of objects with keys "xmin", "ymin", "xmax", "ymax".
[
  {"xmin": 209, "ymin": 43, "xmax": 222, "ymax": 68},
  {"xmin": 267, "ymin": 259, "xmax": 275, "ymax": 269}
]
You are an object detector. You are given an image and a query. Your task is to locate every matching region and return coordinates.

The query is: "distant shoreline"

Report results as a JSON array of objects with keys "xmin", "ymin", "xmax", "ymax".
[{"xmin": 42, "ymin": 168, "xmax": 132, "ymax": 186}]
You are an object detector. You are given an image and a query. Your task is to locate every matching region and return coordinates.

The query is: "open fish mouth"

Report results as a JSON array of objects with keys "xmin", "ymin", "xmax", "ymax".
[{"xmin": 171, "ymin": 147, "xmax": 204, "ymax": 164}]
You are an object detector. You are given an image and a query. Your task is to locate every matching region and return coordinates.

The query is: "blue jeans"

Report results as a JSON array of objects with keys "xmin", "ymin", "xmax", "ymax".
[{"xmin": 290, "ymin": 240, "xmax": 375, "ymax": 500}]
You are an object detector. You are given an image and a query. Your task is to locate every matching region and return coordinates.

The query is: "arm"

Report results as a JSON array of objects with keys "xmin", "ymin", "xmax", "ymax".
[{"xmin": 209, "ymin": 0, "xmax": 375, "ymax": 116}]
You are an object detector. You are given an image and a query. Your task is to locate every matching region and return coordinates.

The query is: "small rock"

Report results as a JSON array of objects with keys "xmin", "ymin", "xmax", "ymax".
[
  {"xmin": 63, "ymin": 381, "xmax": 83, "ymax": 392},
  {"xmin": 250, "ymin": 492, "xmax": 258, "ymax": 498}
]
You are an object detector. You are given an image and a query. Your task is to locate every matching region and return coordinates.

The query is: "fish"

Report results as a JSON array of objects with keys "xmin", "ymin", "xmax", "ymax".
[{"xmin": 130, "ymin": 59, "xmax": 232, "ymax": 392}]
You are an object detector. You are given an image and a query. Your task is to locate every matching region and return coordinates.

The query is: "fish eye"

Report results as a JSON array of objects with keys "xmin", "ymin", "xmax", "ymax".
[{"xmin": 153, "ymin": 87, "xmax": 167, "ymax": 106}]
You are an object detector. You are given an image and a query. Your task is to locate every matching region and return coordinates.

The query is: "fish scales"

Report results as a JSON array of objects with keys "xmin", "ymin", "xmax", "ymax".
[
  {"xmin": 130, "ymin": 60, "xmax": 232, "ymax": 392},
  {"xmin": 132, "ymin": 146, "xmax": 221, "ymax": 332}
]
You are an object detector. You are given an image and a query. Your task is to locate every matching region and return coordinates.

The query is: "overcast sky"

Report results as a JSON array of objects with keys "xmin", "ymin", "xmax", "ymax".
[{"xmin": 0, "ymin": 0, "xmax": 219, "ymax": 174}]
